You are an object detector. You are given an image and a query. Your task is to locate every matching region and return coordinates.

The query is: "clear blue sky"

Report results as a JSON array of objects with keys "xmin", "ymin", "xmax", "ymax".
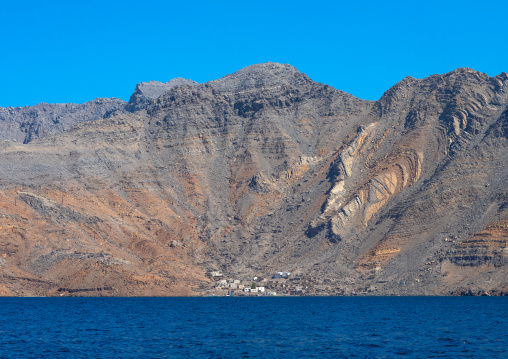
[{"xmin": 1, "ymin": 0, "xmax": 507, "ymax": 107}]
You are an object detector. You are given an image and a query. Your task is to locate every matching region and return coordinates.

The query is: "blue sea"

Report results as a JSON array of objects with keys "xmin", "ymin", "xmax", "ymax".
[{"xmin": 0, "ymin": 297, "xmax": 507, "ymax": 358}]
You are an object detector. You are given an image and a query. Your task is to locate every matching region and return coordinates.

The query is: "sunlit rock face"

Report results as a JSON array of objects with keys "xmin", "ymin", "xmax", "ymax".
[
  {"xmin": 0, "ymin": 77, "xmax": 199, "ymax": 144},
  {"xmin": 310, "ymin": 122, "xmax": 424, "ymax": 241},
  {"xmin": 0, "ymin": 64, "xmax": 507, "ymax": 296},
  {"xmin": 0, "ymin": 98, "xmax": 128, "ymax": 143}
]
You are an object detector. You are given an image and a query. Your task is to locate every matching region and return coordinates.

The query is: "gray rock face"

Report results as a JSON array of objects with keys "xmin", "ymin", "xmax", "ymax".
[
  {"xmin": 207, "ymin": 62, "xmax": 309, "ymax": 92},
  {"xmin": 0, "ymin": 98, "xmax": 127, "ymax": 143},
  {"xmin": 18, "ymin": 192, "xmax": 101, "ymax": 225},
  {"xmin": 126, "ymin": 78, "xmax": 199, "ymax": 112},
  {"xmin": 0, "ymin": 77, "xmax": 198, "ymax": 144}
]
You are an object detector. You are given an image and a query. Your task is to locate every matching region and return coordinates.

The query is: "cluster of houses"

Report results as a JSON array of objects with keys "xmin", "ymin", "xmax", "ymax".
[
  {"xmin": 206, "ymin": 270, "xmax": 282, "ymax": 296},
  {"xmin": 214, "ymin": 278, "xmax": 276, "ymax": 295},
  {"xmin": 205, "ymin": 269, "xmax": 356, "ymax": 296}
]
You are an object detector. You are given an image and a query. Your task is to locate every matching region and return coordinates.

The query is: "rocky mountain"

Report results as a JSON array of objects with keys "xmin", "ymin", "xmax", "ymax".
[
  {"xmin": 0, "ymin": 98, "xmax": 127, "ymax": 144},
  {"xmin": 0, "ymin": 77, "xmax": 199, "ymax": 144},
  {"xmin": 126, "ymin": 78, "xmax": 199, "ymax": 112},
  {"xmin": 0, "ymin": 63, "xmax": 506, "ymax": 296}
]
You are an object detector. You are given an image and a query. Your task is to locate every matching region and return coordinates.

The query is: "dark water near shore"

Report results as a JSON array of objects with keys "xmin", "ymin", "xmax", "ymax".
[{"xmin": 0, "ymin": 297, "xmax": 507, "ymax": 358}]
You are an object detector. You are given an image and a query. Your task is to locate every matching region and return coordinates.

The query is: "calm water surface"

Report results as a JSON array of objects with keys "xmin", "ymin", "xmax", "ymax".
[{"xmin": 0, "ymin": 297, "xmax": 507, "ymax": 358}]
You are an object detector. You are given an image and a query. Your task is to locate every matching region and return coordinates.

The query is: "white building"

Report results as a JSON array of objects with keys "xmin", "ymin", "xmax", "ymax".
[{"xmin": 273, "ymin": 272, "xmax": 291, "ymax": 279}]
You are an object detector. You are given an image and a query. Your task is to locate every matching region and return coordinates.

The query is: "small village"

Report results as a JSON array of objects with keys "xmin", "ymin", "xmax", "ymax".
[{"xmin": 205, "ymin": 270, "xmax": 349, "ymax": 296}]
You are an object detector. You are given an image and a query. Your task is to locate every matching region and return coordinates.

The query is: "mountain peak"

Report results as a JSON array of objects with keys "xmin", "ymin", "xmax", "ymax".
[
  {"xmin": 166, "ymin": 77, "xmax": 200, "ymax": 87},
  {"xmin": 207, "ymin": 62, "xmax": 310, "ymax": 92},
  {"xmin": 445, "ymin": 67, "xmax": 483, "ymax": 75},
  {"xmin": 126, "ymin": 78, "xmax": 198, "ymax": 112}
]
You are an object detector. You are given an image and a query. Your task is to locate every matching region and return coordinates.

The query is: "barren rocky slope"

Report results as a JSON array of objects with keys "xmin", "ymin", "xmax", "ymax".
[
  {"xmin": 0, "ymin": 98, "xmax": 127, "ymax": 144},
  {"xmin": 0, "ymin": 77, "xmax": 198, "ymax": 144},
  {"xmin": 0, "ymin": 63, "xmax": 506, "ymax": 296}
]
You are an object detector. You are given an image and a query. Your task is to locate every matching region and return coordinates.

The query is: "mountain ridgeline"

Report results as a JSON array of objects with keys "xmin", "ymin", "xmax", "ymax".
[{"xmin": 0, "ymin": 63, "xmax": 506, "ymax": 296}]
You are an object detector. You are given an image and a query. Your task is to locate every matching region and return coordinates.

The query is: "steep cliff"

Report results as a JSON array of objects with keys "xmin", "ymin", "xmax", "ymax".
[{"xmin": 126, "ymin": 78, "xmax": 199, "ymax": 112}]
